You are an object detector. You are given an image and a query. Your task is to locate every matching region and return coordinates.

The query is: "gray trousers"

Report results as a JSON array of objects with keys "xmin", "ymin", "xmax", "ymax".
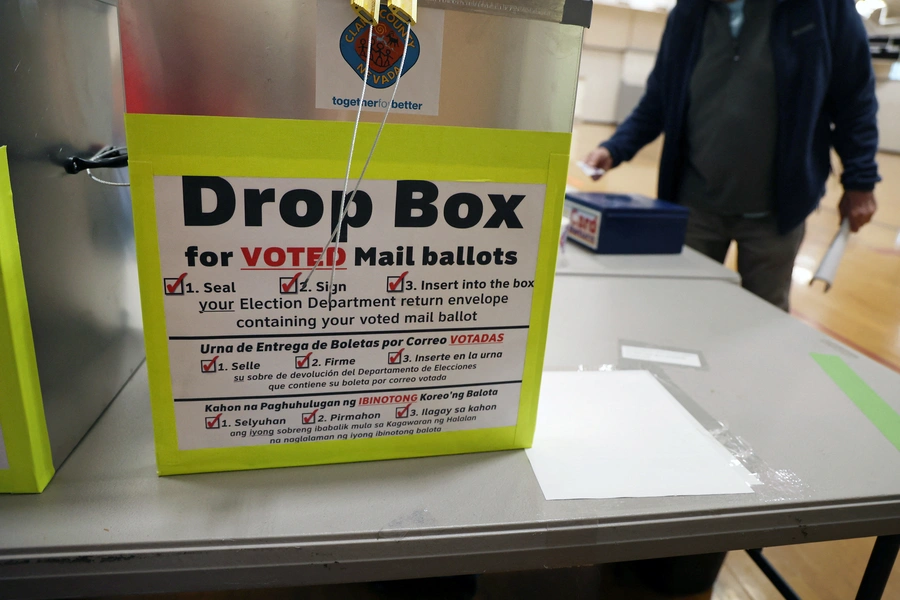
[{"xmin": 685, "ymin": 208, "xmax": 806, "ymax": 312}]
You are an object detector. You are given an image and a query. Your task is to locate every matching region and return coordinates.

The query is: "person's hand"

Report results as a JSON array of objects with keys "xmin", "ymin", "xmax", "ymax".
[
  {"xmin": 839, "ymin": 190, "xmax": 877, "ymax": 233},
  {"xmin": 583, "ymin": 146, "xmax": 614, "ymax": 180}
]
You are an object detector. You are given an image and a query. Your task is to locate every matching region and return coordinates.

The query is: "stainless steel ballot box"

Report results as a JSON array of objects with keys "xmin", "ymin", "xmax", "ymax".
[
  {"xmin": 0, "ymin": 0, "xmax": 144, "ymax": 493},
  {"xmin": 119, "ymin": 0, "xmax": 591, "ymax": 475}
]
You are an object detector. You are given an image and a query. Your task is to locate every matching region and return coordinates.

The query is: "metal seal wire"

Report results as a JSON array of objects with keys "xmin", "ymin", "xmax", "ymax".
[
  {"xmin": 303, "ymin": 23, "xmax": 415, "ymax": 306},
  {"xmin": 85, "ymin": 146, "xmax": 131, "ymax": 187}
]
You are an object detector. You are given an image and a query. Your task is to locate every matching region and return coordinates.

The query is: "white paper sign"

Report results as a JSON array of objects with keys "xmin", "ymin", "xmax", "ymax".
[
  {"xmin": 0, "ymin": 423, "xmax": 8, "ymax": 470},
  {"xmin": 316, "ymin": 0, "xmax": 444, "ymax": 116},
  {"xmin": 526, "ymin": 371, "xmax": 755, "ymax": 500},
  {"xmin": 621, "ymin": 345, "xmax": 702, "ymax": 368},
  {"xmin": 154, "ymin": 176, "xmax": 546, "ymax": 450}
]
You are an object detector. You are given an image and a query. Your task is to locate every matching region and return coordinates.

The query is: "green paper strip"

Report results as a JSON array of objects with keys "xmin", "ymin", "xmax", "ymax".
[
  {"xmin": 0, "ymin": 146, "xmax": 55, "ymax": 493},
  {"xmin": 812, "ymin": 353, "xmax": 900, "ymax": 452}
]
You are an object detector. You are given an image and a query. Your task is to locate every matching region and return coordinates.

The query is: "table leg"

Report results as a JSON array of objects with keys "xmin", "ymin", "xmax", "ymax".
[
  {"xmin": 855, "ymin": 535, "xmax": 900, "ymax": 600},
  {"xmin": 745, "ymin": 549, "xmax": 801, "ymax": 600}
]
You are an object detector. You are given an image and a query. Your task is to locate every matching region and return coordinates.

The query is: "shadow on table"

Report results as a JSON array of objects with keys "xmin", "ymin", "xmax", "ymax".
[{"xmin": 88, "ymin": 563, "xmax": 717, "ymax": 600}]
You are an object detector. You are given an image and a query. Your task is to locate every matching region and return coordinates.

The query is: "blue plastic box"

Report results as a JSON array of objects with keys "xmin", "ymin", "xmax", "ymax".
[{"xmin": 564, "ymin": 192, "xmax": 689, "ymax": 254}]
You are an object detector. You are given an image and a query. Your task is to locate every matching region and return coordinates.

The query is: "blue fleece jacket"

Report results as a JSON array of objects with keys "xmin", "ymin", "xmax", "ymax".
[{"xmin": 601, "ymin": 0, "xmax": 880, "ymax": 233}]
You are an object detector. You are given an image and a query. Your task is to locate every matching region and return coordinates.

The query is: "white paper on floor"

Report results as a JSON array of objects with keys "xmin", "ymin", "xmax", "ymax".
[{"xmin": 525, "ymin": 371, "xmax": 757, "ymax": 500}]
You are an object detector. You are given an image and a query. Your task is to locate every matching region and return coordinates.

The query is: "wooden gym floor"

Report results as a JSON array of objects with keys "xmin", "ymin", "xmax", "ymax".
[{"xmin": 94, "ymin": 124, "xmax": 898, "ymax": 600}]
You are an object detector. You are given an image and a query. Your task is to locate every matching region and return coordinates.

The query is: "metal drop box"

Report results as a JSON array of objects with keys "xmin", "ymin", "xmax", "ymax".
[
  {"xmin": 564, "ymin": 191, "xmax": 690, "ymax": 255},
  {"xmin": 0, "ymin": 0, "xmax": 144, "ymax": 493},
  {"xmin": 118, "ymin": 0, "xmax": 592, "ymax": 475}
]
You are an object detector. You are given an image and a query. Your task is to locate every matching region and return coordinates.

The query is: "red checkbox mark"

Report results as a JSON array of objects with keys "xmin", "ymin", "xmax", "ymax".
[
  {"xmin": 303, "ymin": 409, "xmax": 319, "ymax": 424},
  {"xmin": 206, "ymin": 413, "xmax": 222, "ymax": 429},
  {"xmin": 388, "ymin": 271, "xmax": 409, "ymax": 291},
  {"xmin": 281, "ymin": 272, "xmax": 303, "ymax": 293},
  {"xmin": 201, "ymin": 355, "xmax": 219, "ymax": 372},
  {"xmin": 296, "ymin": 352, "xmax": 313, "ymax": 368},
  {"xmin": 389, "ymin": 348, "xmax": 405, "ymax": 364},
  {"xmin": 165, "ymin": 273, "xmax": 188, "ymax": 294},
  {"xmin": 396, "ymin": 404, "xmax": 411, "ymax": 418}
]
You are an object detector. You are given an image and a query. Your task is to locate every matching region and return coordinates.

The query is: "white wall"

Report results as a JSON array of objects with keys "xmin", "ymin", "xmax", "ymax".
[
  {"xmin": 574, "ymin": 50, "xmax": 623, "ymax": 123},
  {"xmin": 876, "ymin": 79, "xmax": 900, "ymax": 153},
  {"xmin": 575, "ymin": 4, "xmax": 665, "ymax": 124}
]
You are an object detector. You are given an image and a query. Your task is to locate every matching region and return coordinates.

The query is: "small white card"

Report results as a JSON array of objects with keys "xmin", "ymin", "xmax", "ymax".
[
  {"xmin": 621, "ymin": 345, "xmax": 702, "ymax": 368},
  {"xmin": 577, "ymin": 161, "xmax": 606, "ymax": 178}
]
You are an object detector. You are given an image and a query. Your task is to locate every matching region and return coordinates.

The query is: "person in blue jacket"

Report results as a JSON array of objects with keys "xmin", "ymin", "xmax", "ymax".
[{"xmin": 583, "ymin": 0, "xmax": 879, "ymax": 311}]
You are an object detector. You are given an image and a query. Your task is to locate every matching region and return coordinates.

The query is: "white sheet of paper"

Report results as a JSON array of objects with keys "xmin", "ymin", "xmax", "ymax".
[
  {"xmin": 526, "ymin": 371, "xmax": 756, "ymax": 500},
  {"xmin": 811, "ymin": 219, "xmax": 851, "ymax": 291},
  {"xmin": 621, "ymin": 345, "xmax": 702, "ymax": 368}
]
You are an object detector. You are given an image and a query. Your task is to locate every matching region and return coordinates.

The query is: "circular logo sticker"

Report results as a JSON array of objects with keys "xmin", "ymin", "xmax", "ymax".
[{"xmin": 340, "ymin": 8, "xmax": 420, "ymax": 89}]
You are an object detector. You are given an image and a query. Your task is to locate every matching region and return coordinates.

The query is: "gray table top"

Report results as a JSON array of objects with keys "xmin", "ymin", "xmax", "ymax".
[
  {"xmin": 555, "ymin": 243, "xmax": 742, "ymax": 283},
  {"xmin": 1, "ymin": 278, "xmax": 898, "ymax": 598}
]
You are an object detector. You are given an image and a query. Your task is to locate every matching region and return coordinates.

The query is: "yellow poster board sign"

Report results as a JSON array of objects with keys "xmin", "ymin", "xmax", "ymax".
[
  {"xmin": 0, "ymin": 147, "xmax": 54, "ymax": 493},
  {"xmin": 127, "ymin": 115, "xmax": 569, "ymax": 475}
]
